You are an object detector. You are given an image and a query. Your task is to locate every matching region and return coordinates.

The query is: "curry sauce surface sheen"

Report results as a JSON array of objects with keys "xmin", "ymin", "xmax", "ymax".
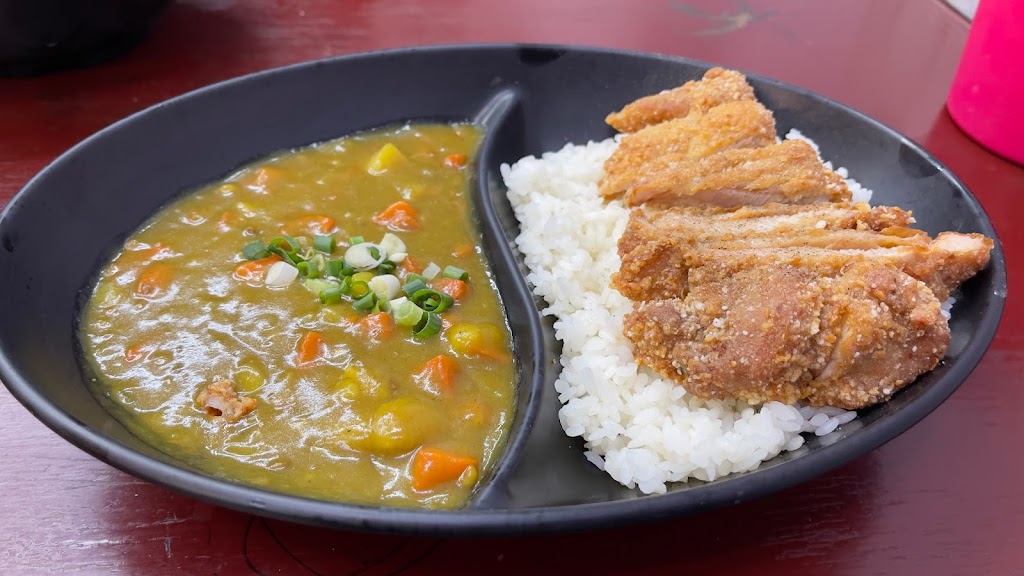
[{"xmin": 80, "ymin": 124, "xmax": 516, "ymax": 509}]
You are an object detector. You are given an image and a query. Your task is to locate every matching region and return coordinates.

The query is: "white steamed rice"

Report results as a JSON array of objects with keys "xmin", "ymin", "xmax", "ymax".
[{"xmin": 501, "ymin": 131, "xmax": 871, "ymax": 494}]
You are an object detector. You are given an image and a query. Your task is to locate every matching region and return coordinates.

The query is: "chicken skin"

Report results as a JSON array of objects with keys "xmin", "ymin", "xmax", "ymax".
[{"xmin": 605, "ymin": 67, "xmax": 757, "ymax": 133}]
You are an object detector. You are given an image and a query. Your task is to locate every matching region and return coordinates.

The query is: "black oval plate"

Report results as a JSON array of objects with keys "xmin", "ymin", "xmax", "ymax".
[{"xmin": 0, "ymin": 44, "xmax": 1007, "ymax": 535}]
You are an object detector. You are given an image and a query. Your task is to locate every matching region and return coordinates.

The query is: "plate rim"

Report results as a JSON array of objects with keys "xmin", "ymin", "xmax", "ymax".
[{"xmin": 0, "ymin": 42, "xmax": 1007, "ymax": 535}]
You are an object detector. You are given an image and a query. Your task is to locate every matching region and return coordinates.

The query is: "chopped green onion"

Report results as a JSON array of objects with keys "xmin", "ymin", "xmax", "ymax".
[
  {"xmin": 379, "ymin": 233, "xmax": 407, "ymax": 258},
  {"xmin": 442, "ymin": 265, "xmax": 469, "ymax": 281},
  {"xmin": 326, "ymin": 259, "xmax": 345, "ymax": 278},
  {"xmin": 413, "ymin": 312, "xmax": 442, "ymax": 338},
  {"xmin": 350, "ymin": 280, "xmax": 370, "ymax": 298},
  {"xmin": 265, "ymin": 261, "xmax": 298, "ymax": 287},
  {"xmin": 308, "ymin": 254, "xmax": 327, "ymax": 275},
  {"xmin": 313, "ymin": 235, "xmax": 336, "ymax": 253},
  {"xmin": 422, "ymin": 262, "xmax": 441, "ymax": 280},
  {"xmin": 319, "ymin": 285, "xmax": 344, "ymax": 304},
  {"xmin": 349, "ymin": 236, "xmax": 364, "ymax": 245},
  {"xmin": 270, "ymin": 236, "xmax": 301, "ymax": 252},
  {"xmin": 368, "ymin": 274, "xmax": 401, "ymax": 300},
  {"xmin": 242, "ymin": 240, "xmax": 270, "ymax": 260},
  {"xmin": 411, "ymin": 289, "xmax": 453, "ymax": 313},
  {"xmin": 394, "ymin": 300, "xmax": 425, "ymax": 327},
  {"xmin": 303, "ymin": 278, "xmax": 334, "ymax": 295},
  {"xmin": 268, "ymin": 245, "xmax": 298, "ymax": 265},
  {"xmin": 410, "ymin": 288, "xmax": 438, "ymax": 306},
  {"xmin": 377, "ymin": 261, "xmax": 396, "ymax": 274},
  {"xmin": 340, "ymin": 260, "xmax": 356, "ymax": 276},
  {"xmin": 406, "ymin": 273, "xmax": 428, "ymax": 285},
  {"xmin": 352, "ymin": 293, "xmax": 376, "ymax": 311},
  {"xmin": 297, "ymin": 261, "xmax": 314, "ymax": 278},
  {"xmin": 433, "ymin": 293, "xmax": 455, "ymax": 313},
  {"xmin": 403, "ymin": 278, "xmax": 427, "ymax": 296},
  {"xmin": 339, "ymin": 276, "xmax": 354, "ymax": 295},
  {"xmin": 345, "ymin": 242, "xmax": 385, "ymax": 270}
]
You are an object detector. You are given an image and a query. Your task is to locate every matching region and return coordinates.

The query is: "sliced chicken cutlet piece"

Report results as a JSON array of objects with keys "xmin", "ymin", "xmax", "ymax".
[
  {"xmin": 605, "ymin": 67, "xmax": 756, "ymax": 133},
  {"xmin": 600, "ymin": 100, "xmax": 777, "ymax": 198},
  {"xmin": 624, "ymin": 264, "xmax": 824, "ymax": 405},
  {"xmin": 615, "ymin": 232, "xmax": 993, "ymax": 302},
  {"xmin": 694, "ymin": 227, "xmax": 929, "ymax": 250},
  {"xmin": 624, "ymin": 140, "xmax": 852, "ymax": 209},
  {"xmin": 803, "ymin": 263, "xmax": 950, "ymax": 408},
  {"xmin": 623, "ymin": 262, "xmax": 950, "ymax": 409},
  {"xmin": 618, "ymin": 202, "xmax": 916, "ymax": 255}
]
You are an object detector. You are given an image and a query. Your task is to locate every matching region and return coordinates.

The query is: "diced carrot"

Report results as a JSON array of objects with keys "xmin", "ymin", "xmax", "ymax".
[
  {"xmin": 239, "ymin": 166, "xmax": 286, "ymax": 192},
  {"xmin": 135, "ymin": 263, "xmax": 173, "ymax": 298},
  {"xmin": 473, "ymin": 346, "xmax": 509, "ymax": 362},
  {"xmin": 124, "ymin": 343, "xmax": 149, "ymax": 362},
  {"xmin": 400, "ymin": 256, "xmax": 421, "ymax": 275},
  {"xmin": 358, "ymin": 312, "xmax": 394, "ymax": 342},
  {"xmin": 415, "ymin": 354, "xmax": 459, "ymax": 395},
  {"xmin": 460, "ymin": 400, "xmax": 491, "ymax": 427},
  {"xmin": 452, "ymin": 243, "xmax": 474, "ymax": 258},
  {"xmin": 233, "ymin": 254, "xmax": 283, "ymax": 286},
  {"xmin": 372, "ymin": 201, "xmax": 420, "ymax": 231},
  {"xmin": 443, "ymin": 153, "xmax": 468, "ymax": 168},
  {"xmin": 218, "ymin": 211, "xmax": 234, "ymax": 231},
  {"xmin": 436, "ymin": 278, "xmax": 469, "ymax": 302},
  {"xmin": 296, "ymin": 331, "xmax": 323, "ymax": 365},
  {"xmin": 282, "ymin": 214, "xmax": 335, "ymax": 235},
  {"xmin": 412, "ymin": 448, "xmax": 478, "ymax": 491}
]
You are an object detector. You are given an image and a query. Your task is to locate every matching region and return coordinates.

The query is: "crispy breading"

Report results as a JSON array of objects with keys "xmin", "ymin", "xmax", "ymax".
[
  {"xmin": 617, "ymin": 202, "xmax": 917, "ymax": 256},
  {"xmin": 603, "ymin": 66, "xmax": 993, "ymax": 411},
  {"xmin": 600, "ymin": 100, "xmax": 777, "ymax": 198},
  {"xmin": 614, "ymin": 232, "xmax": 993, "ymax": 302},
  {"xmin": 803, "ymin": 263, "xmax": 950, "ymax": 407},
  {"xmin": 605, "ymin": 67, "xmax": 756, "ymax": 133},
  {"xmin": 623, "ymin": 140, "xmax": 851, "ymax": 209},
  {"xmin": 623, "ymin": 262, "xmax": 950, "ymax": 409},
  {"xmin": 196, "ymin": 380, "xmax": 257, "ymax": 423},
  {"xmin": 624, "ymin": 265, "xmax": 823, "ymax": 405}
]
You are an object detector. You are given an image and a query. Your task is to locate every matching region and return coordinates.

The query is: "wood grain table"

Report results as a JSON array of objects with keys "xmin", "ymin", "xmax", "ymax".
[{"xmin": 2, "ymin": 0, "xmax": 1022, "ymax": 574}]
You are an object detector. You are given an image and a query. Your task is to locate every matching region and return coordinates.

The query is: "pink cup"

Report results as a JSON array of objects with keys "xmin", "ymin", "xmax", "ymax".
[{"xmin": 947, "ymin": 0, "xmax": 1024, "ymax": 165}]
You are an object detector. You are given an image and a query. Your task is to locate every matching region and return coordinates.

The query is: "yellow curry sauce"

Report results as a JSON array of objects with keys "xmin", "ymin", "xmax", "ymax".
[{"xmin": 80, "ymin": 123, "xmax": 516, "ymax": 509}]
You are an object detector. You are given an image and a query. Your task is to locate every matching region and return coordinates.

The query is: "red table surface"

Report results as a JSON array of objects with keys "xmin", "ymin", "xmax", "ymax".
[{"xmin": 1, "ymin": 0, "xmax": 1021, "ymax": 574}]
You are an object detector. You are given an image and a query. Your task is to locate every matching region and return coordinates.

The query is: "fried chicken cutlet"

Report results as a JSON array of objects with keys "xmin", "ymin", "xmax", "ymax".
[
  {"xmin": 615, "ymin": 231, "xmax": 993, "ymax": 302},
  {"xmin": 600, "ymin": 100, "xmax": 777, "ymax": 198},
  {"xmin": 605, "ymin": 67, "xmax": 756, "ymax": 133},
  {"xmin": 624, "ymin": 140, "xmax": 852, "ymax": 209},
  {"xmin": 623, "ymin": 262, "xmax": 951, "ymax": 409}
]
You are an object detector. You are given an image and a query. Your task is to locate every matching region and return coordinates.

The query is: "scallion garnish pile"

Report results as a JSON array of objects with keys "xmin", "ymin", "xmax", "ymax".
[{"xmin": 238, "ymin": 231, "xmax": 469, "ymax": 339}]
